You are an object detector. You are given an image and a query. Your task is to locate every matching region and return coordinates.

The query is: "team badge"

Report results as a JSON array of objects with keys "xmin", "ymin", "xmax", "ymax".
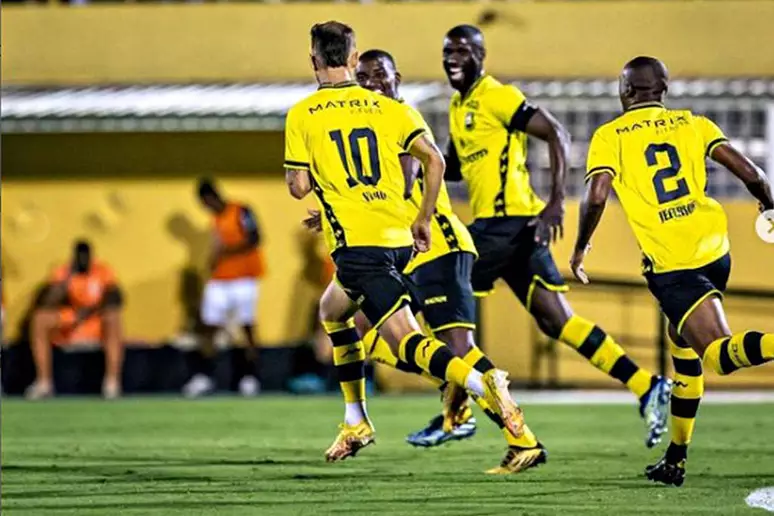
[{"xmin": 464, "ymin": 112, "xmax": 476, "ymax": 130}]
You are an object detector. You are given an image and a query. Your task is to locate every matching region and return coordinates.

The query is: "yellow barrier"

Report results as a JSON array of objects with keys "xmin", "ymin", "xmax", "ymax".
[{"xmin": 4, "ymin": 1, "xmax": 774, "ymax": 84}]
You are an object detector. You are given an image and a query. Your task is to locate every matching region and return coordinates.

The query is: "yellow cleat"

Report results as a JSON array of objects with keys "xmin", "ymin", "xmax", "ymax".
[
  {"xmin": 482, "ymin": 369, "xmax": 524, "ymax": 439},
  {"xmin": 441, "ymin": 382, "xmax": 471, "ymax": 433},
  {"xmin": 324, "ymin": 421, "xmax": 375, "ymax": 463},
  {"xmin": 485, "ymin": 445, "xmax": 548, "ymax": 475}
]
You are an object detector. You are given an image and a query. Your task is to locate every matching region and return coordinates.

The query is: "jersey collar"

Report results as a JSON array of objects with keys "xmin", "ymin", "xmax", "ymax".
[
  {"xmin": 627, "ymin": 101, "xmax": 665, "ymax": 112},
  {"xmin": 318, "ymin": 80, "xmax": 357, "ymax": 90},
  {"xmin": 460, "ymin": 74, "xmax": 488, "ymax": 101}
]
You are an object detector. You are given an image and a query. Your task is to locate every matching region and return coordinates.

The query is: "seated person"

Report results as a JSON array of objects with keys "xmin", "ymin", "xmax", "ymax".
[{"xmin": 26, "ymin": 240, "xmax": 124, "ymax": 399}]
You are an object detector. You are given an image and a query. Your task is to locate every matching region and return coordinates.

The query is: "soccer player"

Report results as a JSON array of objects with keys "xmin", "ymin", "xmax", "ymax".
[
  {"xmin": 573, "ymin": 56, "xmax": 774, "ymax": 487},
  {"xmin": 305, "ymin": 49, "xmax": 537, "ymax": 472},
  {"xmin": 284, "ymin": 21, "xmax": 524, "ymax": 464},
  {"xmin": 183, "ymin": 179, "xmax": 265, "ymax": 397},
  {"xmin": 439, "ymin": 24, "xmax": 672, "ymax": 456}
]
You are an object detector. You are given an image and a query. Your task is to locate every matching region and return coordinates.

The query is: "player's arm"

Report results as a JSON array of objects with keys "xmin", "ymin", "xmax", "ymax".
[
  {"xmin": 284, "ymin": 106, "xmax": 313, "ymax": 199},
  {"xmin": 408, "ymin": 134, "xmax": 446, "ymax": 252},
  {"xmin": 444, "ymin": 140, "xmax": 463, "ymax": 182},
  {"xmin": 41, "ymin": 268, "xmax": 70, "ymax": 308},
  {"xmin": 399, "ymin": 152, "xmax": 421, "ymax": 199},
  {"xmin": 711, "ymin": 144, "xmax": 774, "ymax": 211},
  {"xmin": 220, "ymin": 207, "xmax": 261, "ymax": 256},
  {"xmin": 571, "ymin": 129, "xmax": 618, "ymax": 284},
  {"xmin": 523, "ymin": 106, "xmax": 571, "ymax": 244}
]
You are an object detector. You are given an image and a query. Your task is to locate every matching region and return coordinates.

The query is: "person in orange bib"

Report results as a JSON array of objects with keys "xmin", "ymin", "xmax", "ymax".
[
  {"xmin": 26, "ymin": 240, "xmax": 124, "ymax": 399},
  {"xmin": 183, "ymin": 178, "xmax": 266, "ymax": 397}
]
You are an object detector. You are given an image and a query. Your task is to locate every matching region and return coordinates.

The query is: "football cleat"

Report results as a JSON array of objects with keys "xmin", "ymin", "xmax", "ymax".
[
  {"xmin": 645, "ymin": 456, "xmax": 685, "ymax": 487},
  {"xmin": 639, "ymin": 376, "xmax": 673, "ymax": 448},
  {"xmin": 441, "ymin": 382, "xmax": 470, "ymax": 433},
  {"xmin": 482, "ymin": 369, "xmax": 524, "ymax": 439},
  {"xmin": 406, "ymin": 411, "xmax": 477, "ymax": 448},
  {"xmin": 324, "ymin": 421, "xmax": 375, "ymax": 462},
  {"xmin": 486, "ymin": 444, "xmax": 548, "ymax": 475}
]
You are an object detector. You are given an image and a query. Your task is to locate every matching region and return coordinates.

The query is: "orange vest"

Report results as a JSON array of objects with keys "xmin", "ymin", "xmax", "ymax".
[{"xmin": 212, "ymin": 203, "xmax": 266, "ymax": 281}]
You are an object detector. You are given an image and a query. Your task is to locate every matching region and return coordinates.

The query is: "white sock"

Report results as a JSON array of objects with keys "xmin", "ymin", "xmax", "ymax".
[
  {"xmin": 464, "ymin": 370, "xmax": 485, "ymax": 397},
  {"xmin": 344, "ymin": 402, "xmax": 368, "ymax": 426}
]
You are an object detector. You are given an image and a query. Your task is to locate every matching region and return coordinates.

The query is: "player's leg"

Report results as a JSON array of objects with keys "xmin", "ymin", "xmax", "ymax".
[
  {"xmin": 234, "ymin": 279, "xmax": 260, "ymax": 396},
  {"xmin": 26, "ymin": 307, "xmax": 61, "ymax": 399},
  {"xmin": 100, "ymin": 308, "xmax": 124, "ymax": 399},
  {"xmin": 509, "ymin": 242, "xmax": 671, "ymax": 447},
  {"xmin": 318, "ymin": 279, "xmax": 374, "ymax": 462},
  {"xmin": 184, "ymin": 280, "xmax": 226, "ymax": 397}
]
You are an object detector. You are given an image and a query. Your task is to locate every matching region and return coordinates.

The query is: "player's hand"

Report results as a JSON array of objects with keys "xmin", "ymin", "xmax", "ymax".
[
  {"xmin": 411, "ymin": 217, "xmax": 432, "ymax": 253},
  {"xmin": 570, "ymin": 244, "xmax": 591, "ymax": 285},
  {"xmin": 530, "ymin": 198, "xmax": 565, "ymax": 246},
  {"xmin": 303, "ymin": 209, "xmax": 323, "ymax": 233}
]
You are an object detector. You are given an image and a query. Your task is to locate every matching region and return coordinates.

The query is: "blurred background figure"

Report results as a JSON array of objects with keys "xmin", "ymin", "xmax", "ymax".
[
  {"xmin": 26, "ymin": 240, "xmax": 124, "ymax": 400},
  {"xmin": 183, "ymin": 178, "xmax": 266, "ymax": 397}
]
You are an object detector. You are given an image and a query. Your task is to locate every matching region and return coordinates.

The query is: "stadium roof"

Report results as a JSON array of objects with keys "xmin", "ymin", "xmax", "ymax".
[{"xmin": 3, "ymin": 80, "xmax": 773, "ymax": 133}]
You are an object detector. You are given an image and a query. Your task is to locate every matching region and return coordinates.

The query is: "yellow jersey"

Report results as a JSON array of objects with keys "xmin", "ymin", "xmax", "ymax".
[
  {"xmin": 586, "ymin": 102, "xmax": 730, "ymax": 273},
  {"xmin": 284, "ymin": 82, "xmax": 428, "ymax": 253},
  {"xmin": 403, "ymin": 107, "xmax": 477, "ymax": 273},
  {"xmin": 449, "ymin": 75, "xmax": 545, "ymax": 220}
]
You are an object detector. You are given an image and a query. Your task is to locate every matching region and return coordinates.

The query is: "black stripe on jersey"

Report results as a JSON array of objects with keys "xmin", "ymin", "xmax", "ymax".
[
  {"xmin": 285, "ymin": 160, "xmax": 310, "ymax": 170},
  {"xmin": 705, "ymin": 138, "xmax": 728, "ymax": 157},
  {"xmin": 311, "ymin": 176, "xmax": 347, "ymax": 248},
  {"xmin": 403, "ymin": 128, "xmax": 427, "ymax": 151},
  {"xmin": 493, "ymin": 139, "xmax": 512, "ymax": 216},
  {"xmin": 507, "ymin": 101, "xmax": 538, "ymax": 133},
  {"xmin": 584, "ymin": 166, "xmax": 616, "ymax": 181}
]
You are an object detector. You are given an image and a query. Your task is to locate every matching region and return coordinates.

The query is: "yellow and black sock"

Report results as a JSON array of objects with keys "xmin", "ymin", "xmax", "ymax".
[
  {"xmin": 323, "ymin": 320, "xmax": 366, "ymax": 404},
  {"xmin": 473, "ymin": 396, "xmax": 540, "ymax": 448},
  {"xmin": 462, "ymin": 345, "xmax": 496, "ymax": 374},
  {"xmin": 703, "ymin": 331, "xmax": 774, "ymax": 375},
  {"xmin": 559, "ymin": 315, "xmax": 653, "ymax": 398},
  {"xmin": 668, "ymin": 335, "xmax": 703, "ymax": 459},
  {"xmin": 366, "ymin": 331, "xmax": 440, "ymax": 385},
  {"xmin": 398, "ymin": 332, "xmax": 474, "ymax": 391}
]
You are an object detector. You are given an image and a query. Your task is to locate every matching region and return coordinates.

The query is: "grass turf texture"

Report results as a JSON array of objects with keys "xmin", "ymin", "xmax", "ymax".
[{"xmin": 2, "ymin": 397, "xmax": 773, "ymax": 515}]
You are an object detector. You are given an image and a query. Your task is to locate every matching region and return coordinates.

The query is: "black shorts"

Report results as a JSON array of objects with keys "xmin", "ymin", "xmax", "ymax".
[
  {"xmin": 645, "ymin": 253, "xmax": 731, "ymax": 333},
  {"xmin": 468, "ymin": 216, "xmax": 567, "ymax": 309},
  {"xmin": 333, "ymin": 246, "xmax": 420, "ymax": 329},
  {"xmin": 410, "ymin": 251, "xmax": 477, "ymax": 332}
]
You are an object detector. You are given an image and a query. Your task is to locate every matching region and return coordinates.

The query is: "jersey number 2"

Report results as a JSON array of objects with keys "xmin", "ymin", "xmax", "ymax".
[
  {"xmin": 646, "ymin": 143, "xmax": 690, "ymax": 204},
  {"xmin": 329, "ymin": 128, "xmax": 382, "ymax": 187}
]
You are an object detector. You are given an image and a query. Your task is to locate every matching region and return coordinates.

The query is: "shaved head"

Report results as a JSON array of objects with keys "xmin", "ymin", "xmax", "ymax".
[
  {"xmin": 619, "ymin": 56, "xmax": 669, "ymax": 110},
  {"xmin": 443, "ymin": 25, "xmax": 486, "ymax": 93},
  {"xmin": 445, "ymin": 24, "xmax": 485, "ymax": 49}
]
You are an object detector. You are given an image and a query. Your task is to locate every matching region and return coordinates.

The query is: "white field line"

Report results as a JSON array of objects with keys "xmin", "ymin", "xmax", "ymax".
[{"xmin": 509, "ymin": 390, "xmax": 774, "ymax": 405}]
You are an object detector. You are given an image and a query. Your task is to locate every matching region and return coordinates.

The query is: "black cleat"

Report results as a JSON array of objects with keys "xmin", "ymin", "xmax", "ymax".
[{"xmin": 645, "ymin": 456, "xmax": 685, "ymax": 487}]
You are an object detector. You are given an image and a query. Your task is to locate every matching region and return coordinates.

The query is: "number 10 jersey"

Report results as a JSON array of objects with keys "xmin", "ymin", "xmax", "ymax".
[
  {"xmin": 586, "ymin": 103, "xmax": 730, "ymax": 274},
  {"xmin": 284, "ymin": 82, "xmax": 429, "ymax": 253}
]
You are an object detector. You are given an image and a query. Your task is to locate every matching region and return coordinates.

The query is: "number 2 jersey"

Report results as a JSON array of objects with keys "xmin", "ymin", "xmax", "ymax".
[
  {"xmin": 403, "ymin": 104, "xmax": 476, "ymax": 273},
  {"xmin": 284, "ymin": 82, "xmax": 429, "ymax": 252},
  {"xmin": 586, "ymin": 102, "xmax": 730, "ymax": 273}
]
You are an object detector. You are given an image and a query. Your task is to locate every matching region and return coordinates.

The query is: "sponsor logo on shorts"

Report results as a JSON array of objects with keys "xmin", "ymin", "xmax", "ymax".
[{"xmin": 424, "ymin": 296, "xmax": 448, "ymax": 305}]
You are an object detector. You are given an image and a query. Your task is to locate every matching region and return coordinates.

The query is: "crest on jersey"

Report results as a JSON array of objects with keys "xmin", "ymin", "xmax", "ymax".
[{"xmin": 464, "ymin": 112, "xmax": 476, "ymax": 130}]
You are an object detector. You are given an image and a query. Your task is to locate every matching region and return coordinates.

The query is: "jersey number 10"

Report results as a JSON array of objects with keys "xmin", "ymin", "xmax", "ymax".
[
  {"xmin": 329, "ymin": 128, "xmax": 382, "ymax": 188},
  {"xmin": 646, "ymin": 143, "xmax": 690, "ymax": 204}
]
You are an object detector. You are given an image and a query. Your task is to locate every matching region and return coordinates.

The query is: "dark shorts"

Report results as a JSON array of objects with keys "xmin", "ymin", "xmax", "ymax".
[
  {"xmin": 333, "ymin": 246, "xmax": 420, "ymax": 329},
  {"xmin": 645, "ymin": 253, "xmax": 731, "ymax": 333},
  {"xmin": 468, "ymin": 216, "xmax": 567, "ymax": 308},
  {"xmin": 410, "ymin": 251, "xmax": 477, "ymax": 332}
]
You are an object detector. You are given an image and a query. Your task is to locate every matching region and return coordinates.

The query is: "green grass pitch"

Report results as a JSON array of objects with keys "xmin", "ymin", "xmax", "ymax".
[{"xmin": 2, "ymin": 396, "xmax": 773, "ymax": 515}]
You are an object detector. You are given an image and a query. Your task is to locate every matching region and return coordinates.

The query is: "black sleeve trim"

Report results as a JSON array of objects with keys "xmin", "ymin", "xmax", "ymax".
[
  {"xmin": 507, "ymin": 100, "xmax": 538, "ymax": 133},
  {"xmin": 402, "ymin": 128, "xmax": 426, "ymax": 151},
  {"xmin": 584, "ymin": 166, "xmax": 616, "ymax": 181},
  {"xmin": 706, "ymin": 138, "xmax": 728, "ymax": 157},
  {"xmin": 444, "ymin": 140, "xmax": 462, "ymax": 181},
  {"xmin": 284, "ymin": 160, "xmax": 310, "ymax": 169}
]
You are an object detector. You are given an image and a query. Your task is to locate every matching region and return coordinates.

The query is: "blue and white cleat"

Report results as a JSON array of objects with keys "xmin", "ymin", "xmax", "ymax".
[
  {"xmin": 640, "ymin": 375, "xmax": 673, "ymax": 448},
  {"xmin": 406, "ymin": 412, "xmax": 477, "ymax": 448}
]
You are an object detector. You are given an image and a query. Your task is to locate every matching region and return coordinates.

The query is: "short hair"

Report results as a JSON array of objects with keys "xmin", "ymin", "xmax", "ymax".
[
  {"xmin": 359, "ymin": 49, "xmax": 397, "ymax": 71},
  {"xmin": 74, "ymin": 239, "xmax": 91, "ymax": 253},
  {"xmin": 197, "ymin": 177, "xmax": 218, "ymax": 199},
  {"xmin": 446, "ymin": 24, "xmax": 484, "ymax": 45},
  {"xmin": 310, "ymin": 21, "xmax": 356, "ymax": 68}
]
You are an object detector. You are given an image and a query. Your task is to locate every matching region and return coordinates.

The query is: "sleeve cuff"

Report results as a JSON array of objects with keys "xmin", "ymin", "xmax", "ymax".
[
  {"xmin": 584, "ymin": 166, "xmax": 617, "ymax": 182},
  {"xmin": 402, "ymin": 128, "xmax": 427, "ymax": 151},
  {"xmin": 284, "ymin": 160, "xmax": 310, "ymax": 170},
  {"xmin": 507, "ymin": 101, "xmax": 538, "ymax": 133},
  {"xmin": 706, "ymin": 138, "xmax": 728, "ymax": 157}
]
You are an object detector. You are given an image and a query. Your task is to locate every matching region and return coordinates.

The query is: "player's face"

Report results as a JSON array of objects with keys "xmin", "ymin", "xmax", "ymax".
[
  {"xmin": 356, "ymin": 57, "xmax": 400, "ymax": 100},
  {"xmin": 73, "ymin": 247, "xmax": 91, "ymax": 273},
  {"xmin": 618, "ymin": 70, "xmax": 634, "ymax": 110},
  {"xmin": 443, "ymin": 37, "xmax": 481, "ymax": 91}
]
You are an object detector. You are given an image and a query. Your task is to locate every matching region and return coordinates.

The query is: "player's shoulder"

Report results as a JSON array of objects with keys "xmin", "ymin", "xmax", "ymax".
[{"xmin": 480, "ymin": 76, "xmax": 525, "ymax": 101}]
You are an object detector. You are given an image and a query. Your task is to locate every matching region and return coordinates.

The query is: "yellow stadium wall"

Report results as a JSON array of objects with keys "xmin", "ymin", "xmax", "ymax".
[
  {"xmin": 4, "ymin": 0, "xmax": 774, "ymax": 85},
  {"xmin": 3, "ymin": 132, "xmax": 773, "ymax": 388}
]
